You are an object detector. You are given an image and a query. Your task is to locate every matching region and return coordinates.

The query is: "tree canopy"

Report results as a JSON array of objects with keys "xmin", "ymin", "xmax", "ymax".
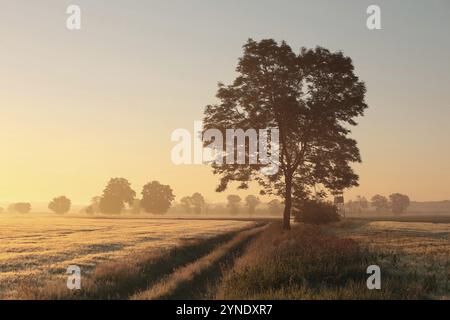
[
  {"xmin": 141, "ymin": 181, "xmax": 175, "ymax": 214},
  {"xmin": 371, "ymin": 194, "xmax": 389, "ymax": 212},
  {"xmin": 389, "ymin": 193, "xmax": 410, "ymax": 214},
  {"xmin": 226, "ymin": 195, "xmax": 242, "ymax": 215},
  {"xmin": 99, "ymin": 178, "xmax": 136, "ymax": 214},
  {"xmin": 245, "ymin": 195, "xmax": 261, "ymax": 216},
  {"xmin": 203, "ymin": 39, "xmax": 367, "ymax": 229},
  {"xmin": 49, "ymin": 196, "xmax": 71, "ymax": 214}
]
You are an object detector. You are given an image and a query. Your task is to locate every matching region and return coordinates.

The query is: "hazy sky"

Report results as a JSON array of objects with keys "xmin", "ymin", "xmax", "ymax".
[{"xmin": 1, "ymin": 0, "xmax": 450, "ymax": 204}]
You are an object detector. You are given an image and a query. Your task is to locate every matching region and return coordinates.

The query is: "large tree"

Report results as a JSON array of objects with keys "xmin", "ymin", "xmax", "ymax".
[
  {"xmin": 99, "ymin": 178, "xmax": 136, "ymax": 214},
  {"xmin": 203, "ymin": 39, "xmax": 367, "ymax": 229},
  {"xmin": 141, "ymin": 181, "xmax": 175, "ymax": 214}
]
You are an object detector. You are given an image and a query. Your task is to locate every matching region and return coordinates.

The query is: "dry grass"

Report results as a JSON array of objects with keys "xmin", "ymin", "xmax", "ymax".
[
  {"xmin": 2, "ymin": 214, "xmax": 448, "ymax": 300},
  {"xmin": 216, "ymin": 221, "xmax": 450, "ymax": 300},
  {"xmin": 329, "ymin": 219, "xmax": 450, "ymax": 299},
  {"xmin": 131, "ymin": 225, "xmax": 265, "ymax": 300},
  {"xmin": 0, "ymin": 214, "xmax": 254, "ymax": 299}
]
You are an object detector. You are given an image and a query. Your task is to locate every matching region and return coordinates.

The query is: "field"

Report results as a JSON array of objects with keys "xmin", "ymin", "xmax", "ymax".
[
  {"xmin": 0, "ymin": 214, "xmax": 255, "ymax": 299},
  {"xmin": 217, "ymin": 219, "xmax": 450, "ymax": 300},
  {"xmin": 0, "ymin": 214, "xmax": 449, "ymax": 300}
]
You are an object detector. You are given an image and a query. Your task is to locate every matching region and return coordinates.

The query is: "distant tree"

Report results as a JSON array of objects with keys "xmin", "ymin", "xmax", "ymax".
[
  {"xmin": 245, "ymin": 195, "xmax": 261, "ymax": 216},
  {"xmin": 0, "ymin": 207, "xmax": 3, "ymax": 214},
  {"xmin": 345, "ymin": 200, "xmax": 358, "ymax": 214},
  {"xmin": 130, "ymin": 199, "xmax": 142, "ymax": 214},
  {"xmin": 13, "ymin": 203, "xmax": 31, "ymax": 214},
  {"xmin": 213, "ymin": 203, "xmax": 227, "ymax": 215},
  {"xmin": 227, "ymin": 195, "xmax": 242, "ymax": 215},
  {"xmin": 99, "ymin": 178, "xmax": 136, "ymax": 214},
  {"xmin": 190, "ymin": 193, "xmax": 205, "ymax": 215},
  {"xmin": 141, "ymin": 181, "xmax": 175, "ymax": 214},
  {"xmin": 203, "ymin": 39, "xmax": 367, "ymax": 229},
  {"xmin": 85, "ymin": 196, "xmax": 101, "ymax": 215},
  {"xmin": 356, "ymin": 196, "xmax": 369, "ymax": 214},
  {"xmin": 180, "ymin": 196, "xmax": 193, "ymax": 214},
  {"xmin": 48, "ymin": 196, "xmax": 71, "ymax": 214},
  {"xmin": 371, "ymin": 194, "xmax": 389, "ymax": 212},
  {"xmin": 389, "ymin": 193, "xmax": 410, "ymax": 214},
  {"xmin": 91, "ymin": 196, "xmax": 102, "ymax": 213},
  {"xmin": 267, "ymin": 199, "xmax": 283, "ymax": 215}
]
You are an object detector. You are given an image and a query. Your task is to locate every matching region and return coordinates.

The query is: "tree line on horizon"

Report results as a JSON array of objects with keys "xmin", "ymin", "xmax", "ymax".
[
  {"xmin": 345, "ymin": 193, "xmax": 411, "ymax": 214},
  {"xmin": 0, "ymin": 177, "xmax": 285, "ymax": 216},
  {"xmin": 0, "ymin": 184, "xmax": 412, "ymax": 217}
]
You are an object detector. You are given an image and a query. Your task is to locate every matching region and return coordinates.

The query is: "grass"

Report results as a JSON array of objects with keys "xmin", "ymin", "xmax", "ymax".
[
  {"xmin": 329, "ymin": 219, "xmax": 450, "ymax": 299},
  {"xmin": 131, "ymin": 224, "xmax": 266, "ymax": 300},
  {"xmin": 216, "ymin": 221, "xmax": 450, "ymax": 300},
  {"xmin": 2, "ymin": 214, "xmax": 449, "ymax": 300},
  {"xmin": 0, "ymin": 214, "xmax": 255, "ymax": 299}
]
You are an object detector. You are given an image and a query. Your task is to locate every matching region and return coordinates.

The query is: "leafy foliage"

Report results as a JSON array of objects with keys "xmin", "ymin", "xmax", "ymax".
[
  {"xmin": 226, "ymin": 195, "xmax": 242, "ymax": 215},
  {"xmin": 294, "ymin": 200, "xmax": 340, "ymax": 225},
  {"xmin": 203, "ymin": 39, "xmax": 367, "ymax": 229},
  {"xmin": 10, "ymin": 203, "xmax": 32, "ymax": 214},
  {"xmin": 99, "ymin": 178, "xmax": 136, "ymax": 214},
  {"xmin": 245, "ymin": 195, "xmax": 261, "ymax": 216},
  {"xmin": 371, "ymin": 194, "xmax": 389, "ymax": 212},
  {"xmin": 389, "ymin": 193, "xmax": 410, "ymax": 214},
  {"xmin": 48, "ymin": 196, "xmax": 71, "ymax": 214},
  {"xmin": 141, "ymin": 181, "xmax": 175, "ymax": 214}
]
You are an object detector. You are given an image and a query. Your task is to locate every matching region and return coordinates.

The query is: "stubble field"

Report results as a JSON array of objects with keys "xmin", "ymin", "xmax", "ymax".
[{"xmin": 0, "ymin": 214, "xmax": 254, "ymax": 299}]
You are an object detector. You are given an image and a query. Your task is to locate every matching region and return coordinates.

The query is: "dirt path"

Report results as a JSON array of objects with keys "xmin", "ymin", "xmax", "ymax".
[{"xmin": 131, "ymin": 225, "xmax": 266, "ymax": 300}]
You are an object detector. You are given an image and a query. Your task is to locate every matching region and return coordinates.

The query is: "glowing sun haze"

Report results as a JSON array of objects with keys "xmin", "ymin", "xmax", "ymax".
[{"xmin": 1, "ymin": 0, "xmax": 449, "ymax": 204}]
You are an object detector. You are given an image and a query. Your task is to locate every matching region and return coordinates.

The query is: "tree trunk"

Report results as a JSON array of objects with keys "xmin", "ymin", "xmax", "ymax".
[{"xmin": 283, "ymin": 176, "xmax": 292, "ymax": 230}]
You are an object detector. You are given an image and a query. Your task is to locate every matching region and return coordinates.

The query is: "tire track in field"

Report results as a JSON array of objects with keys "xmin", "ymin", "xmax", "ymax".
[{"xmin": 131, "ymin": 225, "xmax": 266, "ymax": 300}]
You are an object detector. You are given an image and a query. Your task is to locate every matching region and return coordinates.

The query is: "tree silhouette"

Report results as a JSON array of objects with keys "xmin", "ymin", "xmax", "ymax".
[
  {"xmin": 245, "ymin": 195, "xmax": 261, "ymax": 216},
  {"xmin": 85, "ymin": 196, "xmax": 101, "ymax": 215},
  {"xmin": 389, "ymin": 193, "xmax": 410, "ymax": 214},
  {"xmin": 371, "ymin": 195, "xmax": 389, "ymax": 212},
  {"xmin": 12, "ymin": 203, "xmax": 31, "ymax": 214},
  {"xmin": 227, "ymin": 195, "xmax": 241, "ymax": 215},
  {"xmin": 180, "ymin": 196, "xmax": 193, "ymax": 214},
  {"xmin": 203, "ymin": 39, "xmax": 367, "ymax": 229},
  {"xmin": 356, "ymin": 196, "xmax": 369, "ymax": 214},
  {"xmin": 190, "ymin": 193, "xmax": 206, "ymax": 214},
  {"xmin": 141, "ymin": 181, "xmax": 175, "ymax": 214},
  {"xmin": 99, "ymin": 178, "xmax": 136, "ymax": 214},
  {"xmin": 48, "ymin": 196, "xmax": 71, "ymax": 214},
  {"xmin": 91, "ymin": 196, "xmax": 102, "ymax": 213}
]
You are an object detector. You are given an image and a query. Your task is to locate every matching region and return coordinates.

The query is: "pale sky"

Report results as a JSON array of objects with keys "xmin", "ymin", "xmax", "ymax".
[{"xmin": 1, "ymin": 0, "xmax": 449, "ymax": 204}]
